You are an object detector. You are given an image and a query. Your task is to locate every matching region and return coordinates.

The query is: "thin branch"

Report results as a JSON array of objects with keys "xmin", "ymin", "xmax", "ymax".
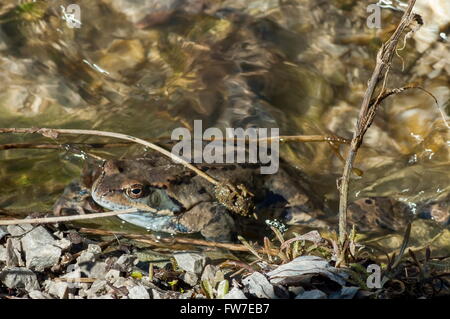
[
  {"xmin": 78, "ymin": 227, "xmax": 279, "ymax": 256},
  {"xmin": 0, "ymin": 135, "xmax": 350, "ymax": 152},
  {"xmin": 0, "ymin": 127, "xmax": 220, "ymax": 186},
  {"xmin": 0, "ymin": 208, "xmax": 141, "ymax": 226},
  {"xmin": 338, "ymin": 0, "xmax": 418, "ymax": 245}
]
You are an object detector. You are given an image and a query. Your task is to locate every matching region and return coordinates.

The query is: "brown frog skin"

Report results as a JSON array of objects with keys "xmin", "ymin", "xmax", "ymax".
[{"xmin": 56, "ymin": 153, "xmax": 327, "ymax": 241}]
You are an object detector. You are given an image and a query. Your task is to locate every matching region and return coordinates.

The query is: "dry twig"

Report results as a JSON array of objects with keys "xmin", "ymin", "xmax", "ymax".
[{"xmin": 338, "ymin": 0, "xmax": 420, "ymax": 246}]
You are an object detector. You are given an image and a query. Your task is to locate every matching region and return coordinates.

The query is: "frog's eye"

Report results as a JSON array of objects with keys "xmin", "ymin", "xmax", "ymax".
[{"xmin": 125, "ymin": 184, "xmax": 147, "ymax": 199}]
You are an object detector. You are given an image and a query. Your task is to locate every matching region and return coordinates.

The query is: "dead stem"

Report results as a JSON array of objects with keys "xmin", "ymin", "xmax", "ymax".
[
  {"xmin": 0, "ymin": 127, "xmax": 221, "ymax": 186},
  {"xmin": 338, "ymin": 0, "xmax": 419, "ymax": 246},
  {"xmin": 79, "ymin": 227, "xmax": 279, "ymax": 256},
  {"xmin": 0, "ymin": 135, "xmax": 350, "ymax": 152},
  {"xmin": 0, "ymin": 208, "xmax": 141, "ymax": 226}
]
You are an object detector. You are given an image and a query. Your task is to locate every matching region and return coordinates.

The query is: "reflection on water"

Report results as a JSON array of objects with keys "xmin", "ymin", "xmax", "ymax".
[{"xmin": 0, "ymin": 0, "xmax": 448, "ymax": 250}]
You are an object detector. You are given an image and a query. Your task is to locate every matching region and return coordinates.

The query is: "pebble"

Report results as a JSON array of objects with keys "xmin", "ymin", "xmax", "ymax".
[
  {"xmin": 182, "ymin": 271, "xmax": 199, "ymax": 286},
  {"xmin": 105, "ymin": 269, "xmax": 121, "ymax": 282},
  {"xmin": 0, "ymin": 226, "xmax": 8, "ymax": 241},
  {"xmin": 128, "ymin": 285, "xmax": 151, "ymax": 299},
  {"xmin": 223, "ymin": 287, "xmax": 247, "ymax": 299},
  {"xmin": 21, "ymin": 226, "xmax": 62, "ymax": 271},
  {"xmin": 242, "ymin": 272, "xmax": 277, "ymax": 299},
  {"xmin": 46, "ymin": 281, "xmax": 69, "ymax": 299},
  {"xmin": 28, "ymin": 290, "xmax": 52, "ymax": 299},
  {"xmin": 296, "ymin": 289, "xmax": 327, "ymax": 299},
  {"xmin": 86, "ymin": 279, "xmax": 108, "ymax": 297},
  {"xmin": 267, "ymin": 256, "xmax": 347, "ymax": 286},
  {"xmin": 7, "ymin": 224, "xmax": 33, "ymax": 237},
  {"xmin": 0, "ymin": 267, "xmax": 40, "ymax": 292},
  {"xmin": 6, "ymin": 238, "xmax": 24, "ymax": 267},
  {"xmin": 173, "ymin": 252, "xmax": 206, "ymax": 274},
  {"xmin": 0, "ymin": 245, "xmax": 6, "ymax": 262}
]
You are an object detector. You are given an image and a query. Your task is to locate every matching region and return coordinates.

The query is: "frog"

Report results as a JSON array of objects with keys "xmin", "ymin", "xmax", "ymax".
[
  {"xmin": 54, "ymin": 153, "xmax": 328, "ymax": 242},
  {"xmin": 54, "ymin": 153, "xmax": 448, "ymax": 241}
]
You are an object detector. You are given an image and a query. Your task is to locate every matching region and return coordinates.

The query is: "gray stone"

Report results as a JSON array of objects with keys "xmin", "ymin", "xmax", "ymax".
[
  {"xmin": 29, "ymin": 290, "xmax": 52, "ymax": 299},
  {"xmin": 105, "ymin": 269, "xmax": 121, "ymax": 282},
  {"xmin": 242, "ymin": 272, "xmax": 276, "ymax": 299},
  {"xmin": 151, "ymin": 288, "xmax": 181, "ymax": 299},
  {"xmin": 76, "ymin": 251, "xmax": 96, "ymax": 264},
  {"xmin": 86, "ymin": 279, "xmax": 107, "ymax": 297},
  {"xmin": 6, "ymin": 238, "xmax": 24, "ymax": 267},
  {"xmin": 0, "ymin": 245, "xmax": 6, "ymax": 263},
  {"xmin": 296, "ymin": 289, "xmax": 327, "ymax": 299},
  {"xmin": 87, "ymin": 244, "xmax": 102, "ymax": 254},
  {"xmin": 55, "ymin": 238, "xmax": 72, "ymax": 251},
  {"xmin": 92, "ymin": 294, "xmax": 114, "ymax": 299},
  {"xmin": 329, "ymin": 286, "xmax": 360, "ymax": 299},
  {"xmin": 288, "ymin": 286, "xmax": 304, "ymax": 295},
  {"xmin": 128, "ymin": 285, "xmax": 150, "ymax": 299},
  {"xmin": 0, "ymin": 226, "xmax": 8, "ymax": 241},
  {"xmin": 47, "ymin": 281, "xmax": 69, "ymax": 299},
  {"xmin": 174, "ymin": 252, "xmax": 206, "ymax": 274},
  {"xmin": 7, "ymin": 224, "xmax": 33, "ymax": 236},
  {"xmin": 113, "ymin": 277, "xmax": 135, "ymax": 289},
  {"xmin": 0, "ymin": 267, "xmax": 40, "ymax": 291},
  {"xmin": 182, "ymin": 271, "xmax": 198, "ymax": 286},
  {"xmin": 76, "ymin": 244, "xmax": 102, "ymax": 265},
  {"xmin": 223, "ymin": 287, "xmax": 247, "ymax": 299},
  {"xmin": 115, "ymin": 254, "xmax": 137, "ymax": 273},
  {"xmin": 21, "ymin": 226, "xmax": 61, "ymax": 271},
  {"xmin": 267, "ymin": 256, "xmax": 348, "ymax": 286},
  {"xmin": 201, "ymin": 264, "xmax": 218, "ymax": 283}
]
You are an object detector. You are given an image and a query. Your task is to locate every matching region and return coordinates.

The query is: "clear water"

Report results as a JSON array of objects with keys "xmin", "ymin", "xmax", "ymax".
[{"xmin": 0, "ymin": 0, "xmax": 448, "ymax": 252}]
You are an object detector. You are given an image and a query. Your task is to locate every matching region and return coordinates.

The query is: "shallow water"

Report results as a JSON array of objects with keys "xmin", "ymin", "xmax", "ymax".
[{"xmin": 0, "ymin": 0, "xmax": 448, "ymax": 251}]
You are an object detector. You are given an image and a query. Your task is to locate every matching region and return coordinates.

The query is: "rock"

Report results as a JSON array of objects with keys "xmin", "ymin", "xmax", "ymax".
[
  {"xmin": 87, "ymin": 244, "xmax": 102, "ymax": 255},
  {"xmin": 0, "ymin": 245, "xmax": 6, "ymax": 263},
  {"xmin": 329, "ymin": 286, "xmax": 360, "ymax": 299},
  {"xmin": 200, "ymin": 264, "xmax": 218, "ymax": 283},
  {"xmin": 128, "ymin": 285, "xmax": 151, "ymax": 299},
  {"xmin": 86, "ymin": 280, "xmax": 108, "ymax": 297},
  {"xmin": 92, "ymin": 294, "xmax": 114, "ymax": 299},
  {"xmin": 29, "ymin": 290, "xmax": 52, "ymax": 299},
  {"xmin": 288, "ymin": 286, "xmax": 304, "ymax": 296},
  {"xmin": 55, "ymin": 238, "xmax": 72, "ymax": 251},
  {"xmin": 0, "ymin": 267, "xmax": 40, "ymax": 291},
  {"xmin": 7, "ymin": 224, "xmax": 33, "ymax": 237},
  {"xmin": 173, "ymin": 252, "xmax": 206, "ymax": 274},
  {"xmin": 296, "ymin": 289, "xmax": 327, "ymax": 299},
  {"xmin": 79, "ymin": 261, "xmax": 108, "ymax": 280},
  {"xmin": 105, "ymin": 269, "xmax": 121, "ymax": 282},
  {"xmin": 76, "ymin": 251, "xmax": 96, "ymax": 264},
  {"xmin": 0, "ymin": 226, "xmax": 8, "ymax": 241},
  {"xmin": 46, "ymin": 281, "xmax": 69, "ymax": 299},
  {"xmin": 6, "ymin": 238, "xmax": 24, "ymax": 267},
  {"xmin": 267, "ymin": 256, "xmax": 348, "ymax": 286},
  {"xmin": 242, "ymin": 272, "xmax": 277, "ymax": 299},
  {"xmin": 223, "ymin": 287, "xmax": 247, "ymax": 299},
  {"xmin": 151, "ymin": 288, "xmax": 181, "ymax": 299},
  {"xmin": 182, "ymin": 271, "xmax": 199, "ymax": 286},
  {"xmin": 114, "ymin": 254, "xmax": 137, "ymax": 273},
  {"xmin": 20, "ymin": 226, "xmax": 61, "ymax": 271}
]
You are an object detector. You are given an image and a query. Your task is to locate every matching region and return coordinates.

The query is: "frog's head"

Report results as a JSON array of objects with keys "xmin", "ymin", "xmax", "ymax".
[{"xmin": 91, "ymin": 160, "xmax": 181, "ymax": 214}]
